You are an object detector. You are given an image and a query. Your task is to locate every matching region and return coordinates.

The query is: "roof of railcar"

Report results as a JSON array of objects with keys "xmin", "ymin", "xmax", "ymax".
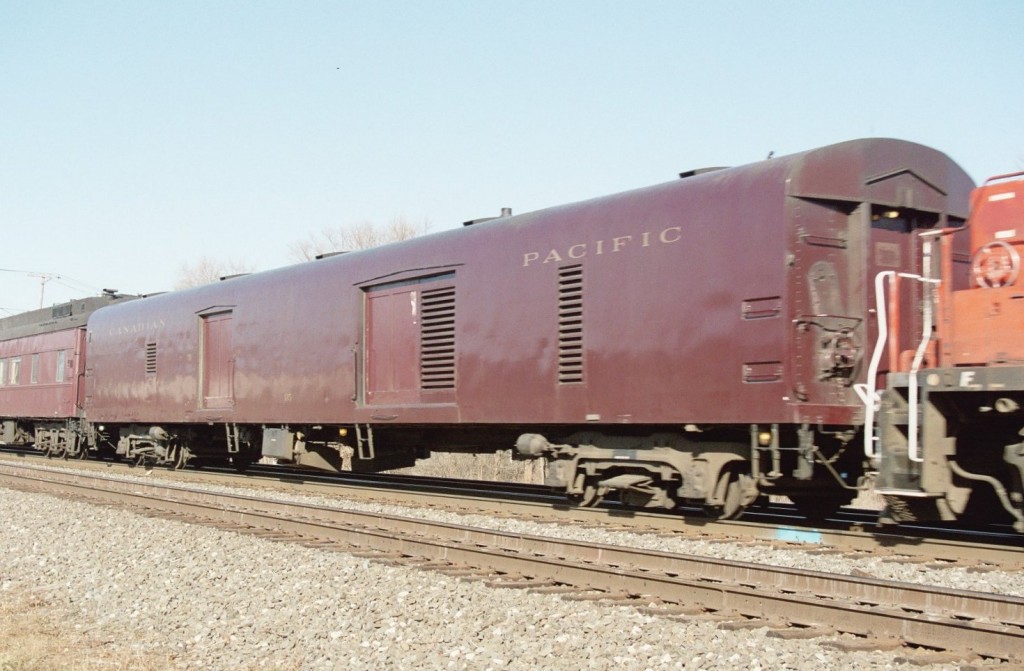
[
  {"xmin": 0, "ymin": 295, "xmax": 137, "ymax": 341},
  {"xmin": 84, "ymin": 138, "xmax": 975, "ymax": 322}
]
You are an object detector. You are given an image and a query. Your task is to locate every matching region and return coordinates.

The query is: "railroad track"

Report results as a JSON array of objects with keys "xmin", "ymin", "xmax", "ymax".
[
  {"xmin": 2, "ymin": 448, "xmax": 1018, "ymax": 569},
  {"xmin": 1, "ymin": 460, "xmax": 1021, "ymax": 665}
]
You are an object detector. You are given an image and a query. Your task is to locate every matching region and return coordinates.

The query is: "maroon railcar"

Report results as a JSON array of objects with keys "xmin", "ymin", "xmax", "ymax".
[
  {"xmin": 84, "ymin": 138, "xmax": 973, "ymax": 518},
  {"xmin": 0, "ymin": 296, "xmax": 131, "ymax": 456}
]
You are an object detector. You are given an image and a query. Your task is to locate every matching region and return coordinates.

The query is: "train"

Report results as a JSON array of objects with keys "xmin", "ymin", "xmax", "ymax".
[{"xmin": 2, "ymin": 137, "xmax": 1022, "ymax": 531}]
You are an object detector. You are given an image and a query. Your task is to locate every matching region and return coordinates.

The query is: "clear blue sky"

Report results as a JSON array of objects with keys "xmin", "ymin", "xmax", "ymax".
[{"xmin": 2, "ymin": 1, "xmax": 1023, "ymax": 314}]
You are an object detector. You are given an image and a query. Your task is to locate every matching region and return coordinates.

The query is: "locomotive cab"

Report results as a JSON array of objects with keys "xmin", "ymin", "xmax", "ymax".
[{"xmin": 874, "ymin": 172, "xmax": 1024, "ymax": 531}]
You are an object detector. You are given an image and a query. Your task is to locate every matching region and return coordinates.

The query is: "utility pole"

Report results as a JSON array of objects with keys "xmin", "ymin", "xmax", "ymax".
[
  {"xmin": 0, "ymin": 268, "xmax": 62, "ymax": 310},
  {"xmin": 27, "ymin": 272, "xmax": 56, "ymax": 309}
]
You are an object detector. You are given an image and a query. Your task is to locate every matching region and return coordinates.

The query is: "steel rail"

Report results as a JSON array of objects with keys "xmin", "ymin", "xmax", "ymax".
[
  {"xmin": 0, "ymin": 452, "xmax": 1020, "ymax": 568},
  {"xmin": 1, "ymin": 462, "xmax": 1022, "ymax": 661}
]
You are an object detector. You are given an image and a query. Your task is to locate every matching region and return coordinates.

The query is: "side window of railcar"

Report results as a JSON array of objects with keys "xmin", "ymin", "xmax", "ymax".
[
  {"xmin": 56, "ymin": 350, "xmax": 67, "ymax": 382},
  {"xmin": 0, "ymin": 359, "xmax": 6, "ymax": 386},
  {"xmin": 30, "ymin": 354, "xmax": 40, "ymax": 384},
  {"xmin": 9, "ymin": 357, "xmax": 20, "ymax": 385}
]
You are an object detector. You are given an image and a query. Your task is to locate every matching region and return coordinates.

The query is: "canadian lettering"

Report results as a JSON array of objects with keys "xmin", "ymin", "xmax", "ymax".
[{"xmin": 108, "ymin": 319, "xmax": 167, "ymax": 337}]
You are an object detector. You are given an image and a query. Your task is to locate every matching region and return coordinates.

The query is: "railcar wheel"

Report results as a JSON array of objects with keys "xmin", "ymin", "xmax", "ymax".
[{"xmin": 702, "ymin": 470, "xmax": 745, "ymax": 520}]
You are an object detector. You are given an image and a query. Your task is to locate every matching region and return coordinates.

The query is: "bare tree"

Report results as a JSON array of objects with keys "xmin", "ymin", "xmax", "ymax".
[
  {"xmin": 174, "ymin": 256, "xmax": 255, "ymax": 290},
  {"xmin": 290, "ymin": 216, "xmax": 429, "ymax": 262}
]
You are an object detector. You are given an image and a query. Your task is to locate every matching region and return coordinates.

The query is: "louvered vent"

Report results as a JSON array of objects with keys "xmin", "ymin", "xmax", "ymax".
[
  {"xmin": 420, "ymin": 287, "xmax": 456, "ymax": 389},
  {"xmin": 145, "ymin": 342, "xmax": 157, "ymax": 375},
  {"xmin": 558, "ymin": 265, "xmax": 584, "ymax": 384}
]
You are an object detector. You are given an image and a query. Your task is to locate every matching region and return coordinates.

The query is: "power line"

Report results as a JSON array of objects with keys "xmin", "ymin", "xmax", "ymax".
[{"xmin": 0, "ymin": 268, "xmax": 103, "ymax": 309}]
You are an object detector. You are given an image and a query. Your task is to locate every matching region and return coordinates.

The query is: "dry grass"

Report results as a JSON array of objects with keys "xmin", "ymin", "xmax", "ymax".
[
  {"xmin": 0, "ymin": 586, "xmax": 169, "ymax": 671},
  {"xmin": 391, "ymin": 449, "xmax": 546, "ymax": 484}
]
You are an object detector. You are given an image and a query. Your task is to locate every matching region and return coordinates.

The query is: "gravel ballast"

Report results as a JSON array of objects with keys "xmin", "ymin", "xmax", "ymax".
[
  {"xmin": 0, "ymin": 482, "xmax": 975, "ymax": 670},
  {"xmin": 88, "ymin": 466, "xmax": 1024, "ymax": 597}
]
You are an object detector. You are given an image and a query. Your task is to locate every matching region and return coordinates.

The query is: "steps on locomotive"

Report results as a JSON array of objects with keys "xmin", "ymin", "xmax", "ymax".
[
  {"xmin": 873, "ymin": 373, "xmax": 975, "ymax": 524},
  {"xmin": 875, "ymin": 375, "xmax": 919, "ymax": 490}
]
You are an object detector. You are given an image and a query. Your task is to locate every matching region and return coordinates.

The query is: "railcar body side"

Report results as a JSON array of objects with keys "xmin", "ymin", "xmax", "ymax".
[
  {"xmin": 0, "ymin": 296, "xmax": 132, "ymax": 455},
  {"xmin": 84, "ymin": 138, "xmax": 973, "ymax": 519}
]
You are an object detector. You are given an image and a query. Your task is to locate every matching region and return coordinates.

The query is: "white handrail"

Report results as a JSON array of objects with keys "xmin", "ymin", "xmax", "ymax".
[
  {"xmin": 907, "ymin": 238, "xmax": 940, "ymax": 463},
  {"xmin": 856, "ymin": 270, "xmax": 895, "ymax": 459},
  {"xmin": 856, "ymin": 266, "xmax": 939, "ymax": 462}
]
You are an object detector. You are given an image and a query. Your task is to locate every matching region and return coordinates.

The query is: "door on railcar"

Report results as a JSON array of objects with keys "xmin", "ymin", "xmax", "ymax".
[
  {"xmin": 364, "ymin": 284, "xmax": 420, "ymax": 405},
  {"xmin": 789, "ymin": 197, "xmax": 865, "ymax": 409},
  {"xmin": 201, "ymin": 311, "xmax": 235, "ymax": 409},
  {"xmin": 73, "ymin": 327, "xmax": 88, "ymax": 413},
  {"xmin": 362, "ymin": 273, "xmax": 456, "ymax": 406},
  {"xmin": 863, "ymin": 205, "xmax": 968, "ymax": 380}
]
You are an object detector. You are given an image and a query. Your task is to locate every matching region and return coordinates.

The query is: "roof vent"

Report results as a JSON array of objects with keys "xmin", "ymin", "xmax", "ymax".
[
  {"xmin": 464, "ymin": 208, "xmax": 513, "ymax": 227},
  {"xmin": 678, "ymin": 167, "xmax": 728, "ymax": 179}
]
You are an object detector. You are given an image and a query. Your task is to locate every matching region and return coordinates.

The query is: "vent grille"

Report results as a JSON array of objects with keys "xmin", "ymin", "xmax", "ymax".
[
  {"xmin": 145, "ymin": 342, "xmax": 157, "ymax": 375},
  {"xmin": 558, "ymin": 265, "xmax": 584, "ymax": 384},
  {"xmin": 51, "ymin": 303, "xmax": 72, "ymax": 319},
  {"xmin": 420, "ymin": 287, "xmax": 456, "ymax": 389}
]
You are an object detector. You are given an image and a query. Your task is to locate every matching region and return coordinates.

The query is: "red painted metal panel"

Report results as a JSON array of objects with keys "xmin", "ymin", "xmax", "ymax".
[
  {"xmin": 947, "ymin": 176, "xmax": 1024, "ymax": 365},
  {"xmin": 0, "ymin": 329, "xmax": 82, "ymax": 419},
  {"xmin": 365, "ymin": 287, "xmax": 419, "ymax": 405},
  {"xmin": 82, "ymin": 139, "xmax": 974, "ymax": 432},
  {"xmin": 202, "ymin": 313, "xmax": 234, "ymax": 409}
]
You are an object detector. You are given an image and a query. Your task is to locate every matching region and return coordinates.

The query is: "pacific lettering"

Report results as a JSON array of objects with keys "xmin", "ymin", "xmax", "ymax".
[
  {"xmin": 660, "ymin": 226, "xmax": 682, "ymax": 243},
  {"xmin": 520, "ymin": 225, "xmax": 686, "ymax": 268}
]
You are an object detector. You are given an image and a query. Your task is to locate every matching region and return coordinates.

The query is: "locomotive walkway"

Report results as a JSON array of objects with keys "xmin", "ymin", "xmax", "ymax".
[{"xmin": 1, "ymin": 460, "xmax": 1022, "ymax": 665}]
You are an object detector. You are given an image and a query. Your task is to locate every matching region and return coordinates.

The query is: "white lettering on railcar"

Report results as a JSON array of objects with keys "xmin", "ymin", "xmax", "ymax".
[
  {"xmin": 959, "ymin": 371, "xmax": 976, "ymax": 387},
  {"xmin": 108, "ymin": 319, "xmax": 167, "ymax": 338},
  {"xmin": 522, "ymin": 226, "xmax": 683, "ymax": 267}
]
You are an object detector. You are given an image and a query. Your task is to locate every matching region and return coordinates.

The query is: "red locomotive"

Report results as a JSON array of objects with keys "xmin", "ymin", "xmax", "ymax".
[
  {"xmin": 874, "ymin": 170, "xmax": 1024, "ymax": 531},
  {"xmin": 9, "ymin": 137, "xmax": 1018, "ymax": 529}
]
